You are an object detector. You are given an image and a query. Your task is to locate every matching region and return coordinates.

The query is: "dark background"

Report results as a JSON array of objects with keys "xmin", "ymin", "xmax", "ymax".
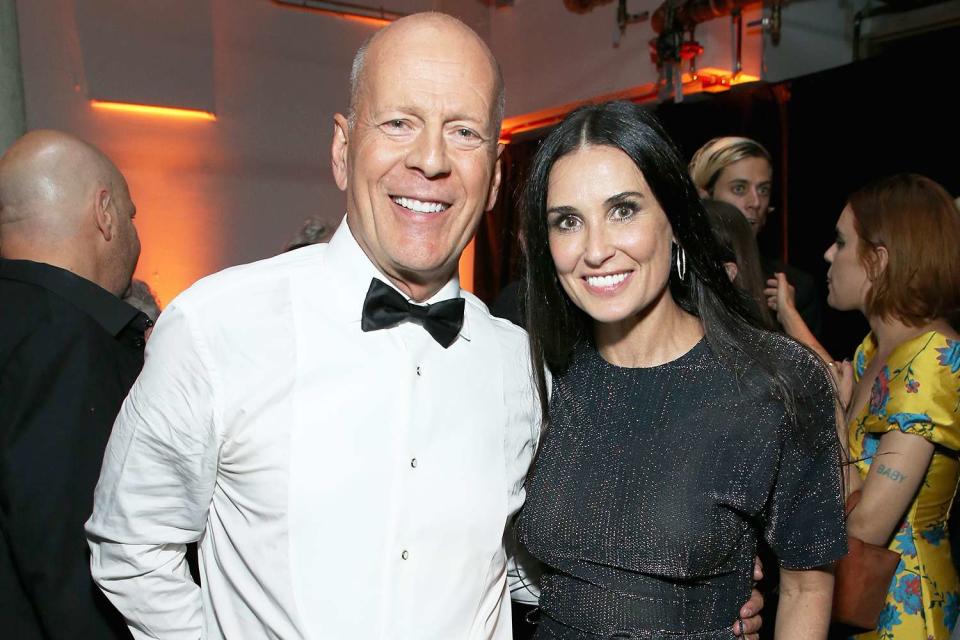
[{"xmin": 474, "ymin": 25, "xmax": 959, "ymax": 359}]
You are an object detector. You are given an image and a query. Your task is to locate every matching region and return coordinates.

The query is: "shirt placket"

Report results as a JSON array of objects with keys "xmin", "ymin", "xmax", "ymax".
[{"xmin": 380, "ymin": 324, "xmax": 432, "ymax": 638}]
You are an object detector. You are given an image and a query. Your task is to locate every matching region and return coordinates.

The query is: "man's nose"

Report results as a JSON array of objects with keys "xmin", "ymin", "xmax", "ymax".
[{"xmin": 405, "ymin": 127, "xmax": 451, "ymax": 178}]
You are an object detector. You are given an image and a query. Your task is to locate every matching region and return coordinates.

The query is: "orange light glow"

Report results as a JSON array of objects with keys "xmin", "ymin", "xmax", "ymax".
[
  {"xmin": 91, "ymin": 100, "xmax": 217, "ymax": 122},
  {"xmin": 500, "ymin": 68, "xmax": 761, "ymax": 142},
  {"xmin": 459, "ymin": 238, "xmax": 475, "ymax": 294},
  {"xmin": 684, "ymin": 67, "xmax": 760, "ymax": 94},
  {"xmin": 271, "ymin": 1, "xmax": 393, "ymax": 27},
  {"xmin": 97, "ymin": 124, "xmax": 223, "ymax": 307},
  {"xmin": 292, "ymin": 8, "xmax": 390, "ymax": 27}
]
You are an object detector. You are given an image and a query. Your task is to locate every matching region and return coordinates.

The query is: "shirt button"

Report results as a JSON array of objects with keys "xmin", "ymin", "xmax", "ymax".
[
  {"xmin": 416, "ymin": 366, "xmax": 421, "ymax": 376},
  {"xmin": 410, "ymin": 458, "xmax": 418, "ymax": 468},
  {"xmin": 401, "ymin": 550, "xmax": 409, "ymax": 560}
]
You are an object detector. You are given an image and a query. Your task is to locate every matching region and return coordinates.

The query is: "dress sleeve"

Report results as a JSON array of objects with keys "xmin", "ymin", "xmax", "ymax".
[
  {"xmin": 763, "ymin": 364, "xmax": 848, "ymax": 570},
  {"xmin": 868, "ymin": 337, "xmax": 960, "ymax": 450}
]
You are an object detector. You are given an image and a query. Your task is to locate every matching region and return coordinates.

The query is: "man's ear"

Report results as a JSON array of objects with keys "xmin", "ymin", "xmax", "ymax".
[
  {"xmin": 485, "ymin": 145, "xmax": 504, "ymax": 212},
  {"xmin": 331, "ymin": 114, "xmax": 350, "ymax": 192},
  {"xmin": 94, "ymin": 188, "xmax": 114, "ymax": 241}
]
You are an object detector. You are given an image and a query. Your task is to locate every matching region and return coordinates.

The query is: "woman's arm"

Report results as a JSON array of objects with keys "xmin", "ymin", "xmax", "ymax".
[
  {"xmin": 775, "ymin": 566, "xmax": 835, "ymax": 639},
  {"xmin": 847, "ymin": 429, "xmax": 934, "ymax": 545},
  {"xmin": 765, "ymin": 273, "xmax": 834, "ymax": 364}
]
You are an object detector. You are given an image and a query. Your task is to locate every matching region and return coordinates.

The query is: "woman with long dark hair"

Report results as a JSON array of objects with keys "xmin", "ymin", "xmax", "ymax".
[
  {"xmin": 702, "ymin": 198, "xmax": 775, "ymax": 329},
  {"xmin": 516, "ymin": 101, "xmax": 847, "ymax": 639}
]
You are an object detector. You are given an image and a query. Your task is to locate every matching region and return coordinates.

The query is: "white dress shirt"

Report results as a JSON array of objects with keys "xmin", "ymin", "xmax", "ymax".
[{"xmin": 86, "ymin": 220, "xmax": 540, "ymax": 639}]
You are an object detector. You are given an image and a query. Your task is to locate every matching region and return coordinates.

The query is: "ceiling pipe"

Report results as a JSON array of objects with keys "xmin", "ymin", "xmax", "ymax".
[
  {"xmin": 272, "ymin": 0, "xmax": 406, "ymax": 23},
  {"xmin": 651, "ymin": 0, "xmax": 758, "ymax": 33}
]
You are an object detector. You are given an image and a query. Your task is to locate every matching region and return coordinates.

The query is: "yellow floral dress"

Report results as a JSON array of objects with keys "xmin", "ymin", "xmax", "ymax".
[{"xmin": 849, "ymin": 331, "xmax": 960, "ymax": 640}]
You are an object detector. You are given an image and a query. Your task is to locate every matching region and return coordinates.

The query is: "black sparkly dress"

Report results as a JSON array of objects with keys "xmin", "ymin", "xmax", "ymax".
[{"xmin": 517, "ymin": 336, "xmax": 847, "ymax": 639}]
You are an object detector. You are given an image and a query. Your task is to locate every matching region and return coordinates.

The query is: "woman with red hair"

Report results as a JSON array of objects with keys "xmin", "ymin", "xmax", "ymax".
[{"xmin": 772, "ymin": 173, "xmax": 960, "ymax": 638}]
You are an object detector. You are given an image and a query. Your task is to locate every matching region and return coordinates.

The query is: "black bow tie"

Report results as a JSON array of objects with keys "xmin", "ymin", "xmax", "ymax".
[{"xmin": 361, "ymin": 278, "xmax": 465, "ymax": 348}]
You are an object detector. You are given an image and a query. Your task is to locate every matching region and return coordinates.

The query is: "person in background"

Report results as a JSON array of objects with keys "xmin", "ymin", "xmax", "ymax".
[
  {"xmin": 689, "ymin": 136, "xmax": 823, "ymax": 337},
  {"xmin": 283, "ymin": 214, "xmax": 332, "ymax": 252},
  {"xmin": 122, "ymin": 279, "xmax": 161, "ymax": 341},
  {"xmin": 770, "ymin": 173, "xmax": 960, "ymax": 639},
  {"xmin": 517, "ymin": 101, "xmax": 844, "ymax": 640},
  {"xmin": 0, "ymin": 130, "xmax": 147, "ymax": 639},
  {"xmin": 703, "ymin": 198, "xmax": 775, "ymax": 329}
]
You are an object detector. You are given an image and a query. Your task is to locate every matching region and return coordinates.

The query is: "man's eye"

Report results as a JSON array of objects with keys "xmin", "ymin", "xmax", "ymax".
[
  {"xmin": 730, "ymin": 185, "xmax": 746, "ymax": 195},
  {"xmin": 384, "ymin": 119, "xmax": 408, "ymax": 130},
  {"xmin": 758, "ymin": 186, "xmax": 771, "ymax": 196},
  {"xmin": 457, "ymin": 128, "xmax": 479, "ymax": 139}
]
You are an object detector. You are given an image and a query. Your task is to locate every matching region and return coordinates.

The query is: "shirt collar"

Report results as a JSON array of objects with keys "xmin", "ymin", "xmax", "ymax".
[
  {"xmin": 323, "ymin": 217, "xmax": 471, "ymax": 341},
  {"xmin": 0, "ymin": 258, "xmax": 148, "ymax": 337}
]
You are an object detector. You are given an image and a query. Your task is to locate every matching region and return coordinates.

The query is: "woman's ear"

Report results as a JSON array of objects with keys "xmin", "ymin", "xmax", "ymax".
[
  {"xmin": 868, "ymin": 245, "xmax": 889, "ymax": 281},
  {"xmin": 723, "ymin": 261, "xmax": 739, "ymax": 283}
]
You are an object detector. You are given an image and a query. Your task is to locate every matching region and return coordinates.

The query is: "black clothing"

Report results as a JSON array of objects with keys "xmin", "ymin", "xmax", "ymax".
[
  {"xmin": 518, "ymin": 335, "xmax": 846, "ymax": 639},
  {"xmin": 763, "ymin": 258, "xmax": 823, "ymax": 339},
  {"xmin": 361, "ymin": 277, "xmax": 465, "ymax": 348},
  {"xmin": 490, "ymin": 279, "xmax": 524, "ymax": 328},
  {"xmin": 0, "ymin": 259, "xmax": 148, "ymax": 639}
]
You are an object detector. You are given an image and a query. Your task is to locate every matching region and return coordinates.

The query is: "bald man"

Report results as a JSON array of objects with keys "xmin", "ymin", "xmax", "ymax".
[{"xmin": 0, "ymin": 130, "xmax": 147, "ymax": 638}]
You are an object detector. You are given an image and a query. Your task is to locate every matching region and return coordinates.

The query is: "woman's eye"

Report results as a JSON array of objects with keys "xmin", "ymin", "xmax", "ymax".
[
  {"xmin": 549, "ymin": 215, "xmax": 581, "ymax": 231},
  {"xmin": 611, "ymin": 204, "xmax": 637, "ymax": 220}
]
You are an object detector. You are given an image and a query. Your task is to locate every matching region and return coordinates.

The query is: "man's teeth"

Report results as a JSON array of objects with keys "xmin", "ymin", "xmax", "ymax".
[
  {"xmin": 587, "ymin": 273, "xmax": 628, "ymax": 288},
  {"xmin": 393, "ymin": 197, "xmax": 447, "ymax": 214}
]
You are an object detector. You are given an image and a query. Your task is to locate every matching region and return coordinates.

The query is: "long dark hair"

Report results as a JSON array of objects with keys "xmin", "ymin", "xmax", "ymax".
[
  {"xmin": 702, "ymin": 198, "xmax": 775, "ymax": 329},
  {"xmin": 521, "ymin": 101, "xmax": 826, "ymax": 442}
]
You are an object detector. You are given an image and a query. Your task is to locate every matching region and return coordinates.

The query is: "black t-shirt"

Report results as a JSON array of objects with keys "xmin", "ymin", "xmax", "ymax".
[{"xmin": 518, "ymin": 333, "xmax": 847, "ymax": 639}]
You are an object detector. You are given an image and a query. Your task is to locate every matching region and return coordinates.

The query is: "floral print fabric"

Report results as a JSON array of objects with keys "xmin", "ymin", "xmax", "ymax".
[{"xmin": 850, "ymin": 331, "xmax": 960, "ymax": 639}]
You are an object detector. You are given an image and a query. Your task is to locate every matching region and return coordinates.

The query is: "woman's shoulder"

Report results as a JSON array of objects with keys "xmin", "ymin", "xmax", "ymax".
[
  {"xmin": 889, "ymin": 330, "xmax": 960, "ymax": 374},
  {"xmin": 866, "ymin": 330, "xmax": 960, "ymax": 444},
  {"xmin": 746, "ymin": 330, "xmax": 832, "ymax": 396}
]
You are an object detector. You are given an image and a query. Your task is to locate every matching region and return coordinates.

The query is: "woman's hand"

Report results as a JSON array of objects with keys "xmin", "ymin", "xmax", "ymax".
[
  {"xmin": 764, "ymin": 272, "xmax": 835, "ymax": 364},
  {"xmin": 764, "ymin": 272, "xmax": 799, "ymax": 327},
  {"xmin": 732, "ymin": 588, "xmax": 764, "ymax": 640},
  {"xmin": 829, "ymin": 360, "xmax": 854, "ymax": 411}
]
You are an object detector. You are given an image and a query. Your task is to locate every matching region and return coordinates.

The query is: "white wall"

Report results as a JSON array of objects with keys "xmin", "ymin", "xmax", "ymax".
[
  {"xmin": 16, "ymin": 0, "xmax": 858, "ymax": 304},
  {"xmin": 16, "ymin": 0, "xmax": 473, "ymax": 304}
]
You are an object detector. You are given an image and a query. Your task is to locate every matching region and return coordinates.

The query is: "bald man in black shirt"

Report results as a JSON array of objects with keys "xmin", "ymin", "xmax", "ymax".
[{"xmin": 0, "ymin": 130, "xmax": 148, "ymax": 639}]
